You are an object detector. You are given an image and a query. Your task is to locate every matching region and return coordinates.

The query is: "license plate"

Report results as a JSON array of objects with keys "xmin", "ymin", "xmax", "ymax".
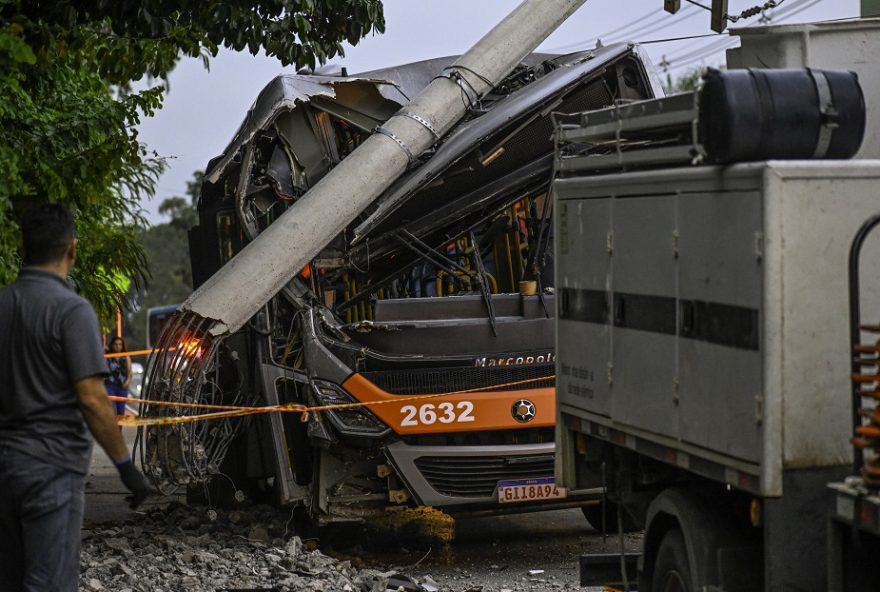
[{"xmin": 497, "ymin": 477, "xmax": 567, "ymax": 503}]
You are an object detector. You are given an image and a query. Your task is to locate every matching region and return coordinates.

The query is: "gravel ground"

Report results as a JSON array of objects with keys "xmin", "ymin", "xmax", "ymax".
[
  {"xmin": 82, "ymin": 431, "xmax": 642, "ymax": 591},
  {"xmin": 80, "ymin": 503, "xmax": 424, "ymax": 592},
  {"xmin": 80, "ymin": 502, "xmax": 641, "ymax": 592}
]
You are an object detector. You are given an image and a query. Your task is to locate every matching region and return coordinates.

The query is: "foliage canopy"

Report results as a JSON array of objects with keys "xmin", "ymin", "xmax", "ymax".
[
  {"xmin": 0, "ymin": 0, "xmax": 385, "ymax": 326},
  {"xmin": 126, "ymin": 171, "xmax": 202, "ymax": 349}
]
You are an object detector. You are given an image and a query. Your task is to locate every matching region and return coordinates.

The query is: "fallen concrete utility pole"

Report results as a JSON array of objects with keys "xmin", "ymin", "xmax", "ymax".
[{"xmin": 182, "ymin": 0, "xmax": 588, "ymax": 337}]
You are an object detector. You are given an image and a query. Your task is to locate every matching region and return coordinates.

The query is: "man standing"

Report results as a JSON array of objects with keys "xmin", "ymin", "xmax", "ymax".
[{"xmin": 0, "ymin": 204, "xmax": 151, "ymax": 591}]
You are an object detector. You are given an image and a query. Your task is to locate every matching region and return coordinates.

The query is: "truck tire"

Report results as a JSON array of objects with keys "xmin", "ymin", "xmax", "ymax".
[
  {"xmin": 651, "ymin": 529, "xmax": 692, "ymax": 592},
  {"xmin": 582, "ymin": 501, "xmax": 640, "ymax": 533}
]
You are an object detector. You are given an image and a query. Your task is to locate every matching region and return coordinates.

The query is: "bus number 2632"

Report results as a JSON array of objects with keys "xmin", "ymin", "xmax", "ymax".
[{"xmin": 400, "ymin": 402, "xmax": 475, "ymax": 426}]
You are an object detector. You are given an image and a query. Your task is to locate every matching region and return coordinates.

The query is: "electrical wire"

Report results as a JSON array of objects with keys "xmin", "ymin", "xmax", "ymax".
[
  {"xmin": 672, "ymin": 39, "xmax": 740, "ymax": 69},
  {"xmin": 684, "ymin": 0, "xmax": 791, "ymax": 22},
  {"xmin": 544, "ymin": 8, "xmax": 664, "ymax": 52},
  {"xmin": 545, "ymin": 0, "xmax": 812, "ymax": 64},
  {"xmin": 665, "ymin": 36, "xmax": 737, "ymax": 64},
  {"xmin": 657, "ymin": 31, "xmax": 729, "ymax": 63},
  {"xmin": 763, "ymin": 0, "xmax": 824, "ymax": 23},
  {"xmin": 682, "ymin": 0, "xmax": 712, "ymax": 11},
  {"xmin": 591, "ymin": 6, "xmax": 675, "ymax": 39},
  {"xmin": 660, "ymin": 0, "xmax": 824, "ymax": 73},
  {"xmin": 544, "ymin": 4, "xmax": 697, "ymax": 53},
  {"xmin": 638, "ymin": 32, "xmax": 726, "ymax": 45},
  {"xmin": 605, "ymin": 5, "xmax": 703, "ymax": 45},
  {"xmin": 750, "ymin": 0, "xmax": 815, "ymax": 22}
]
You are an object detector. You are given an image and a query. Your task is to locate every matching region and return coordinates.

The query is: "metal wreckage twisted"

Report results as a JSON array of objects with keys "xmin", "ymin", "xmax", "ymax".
[
  {"xmin": 138, "ymin": 313, "xmax": 226, "ymax": 493},
  {"xmin": 136, "ymin": 0, "xmax": 662, "ymax": 501}
]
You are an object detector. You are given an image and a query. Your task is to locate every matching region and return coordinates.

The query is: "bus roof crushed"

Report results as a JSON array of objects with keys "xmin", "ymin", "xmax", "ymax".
[
  {"xmin": 140, "ymin": 43, "xmax": 660, "ymax": 508},
  {"xmin": 197, "ymin": 44, "xmax": 657, "ymax": 319}
]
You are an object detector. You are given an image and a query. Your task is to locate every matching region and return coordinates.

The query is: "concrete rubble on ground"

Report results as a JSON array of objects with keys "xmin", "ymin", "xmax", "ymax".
[
  {"xmin": 79, "ymin": 503, "xmax": 431, "ymax": 592},
  {"xmin": 79, "ymin": 500, "xmax": 600, "ymax": 591}
]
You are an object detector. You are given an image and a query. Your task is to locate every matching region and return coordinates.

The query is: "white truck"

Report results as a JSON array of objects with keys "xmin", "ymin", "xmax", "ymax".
[{"xmin": 552, "ymin": 62, "xmax": 880, "ymax": 590}]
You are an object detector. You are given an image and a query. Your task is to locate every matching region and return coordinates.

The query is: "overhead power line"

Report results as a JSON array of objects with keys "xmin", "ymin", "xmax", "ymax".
[
  {"xmin": 762, "ymin": 0, "xmax": 824, "ymax": 23},
  {"xmin": 605, "ymin": 5, "xmax": 702, "ymax": 45},
  {"xmin": 638, "ymin": 32, "xmax": 726, "ymax": 45},
  {"xmin": 672, "ymin": 39, "xmax": 739, "ymax": 69},
  {"xmin": 659, "ymin": 0, "xmax": 824, "ymax": 73},
  {"xmin": 665, "ymin": 36, "xmax": 735, "ymax": 64},
  {"xmin": 586, "ymin": 7, "xmax": 669, "ymax": 41},
  {"xmin": 544, "ymin": 3, "xmax": 698, "ymax": 54},
  {"xmin": 545, "ymin": 0, "xmax": 804, "ymax": 57},
  {"xmin": 683, "ymin": 0, "xmax": 792, "ymax": 23},
  {"xmin": 548, "ymin": 0, "xmax": 830, "ymax": 74}
]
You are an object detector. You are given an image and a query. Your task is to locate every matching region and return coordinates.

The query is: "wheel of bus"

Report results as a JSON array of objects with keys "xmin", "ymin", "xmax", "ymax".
[
  {"xmin": 651, "ymin": 529, "xmax": 692, "ymax": 592},
  {"xmin": 581, "ymin": 501, "xmax": 640, "ymax": 533}
]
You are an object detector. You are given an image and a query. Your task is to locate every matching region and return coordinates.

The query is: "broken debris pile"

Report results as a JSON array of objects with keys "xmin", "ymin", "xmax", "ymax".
[{"xmin": 79, "ymin": 503, "xmax": 430, "ymax": 592}]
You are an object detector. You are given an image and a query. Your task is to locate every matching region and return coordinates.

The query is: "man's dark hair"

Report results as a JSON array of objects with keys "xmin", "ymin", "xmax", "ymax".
[{"xmin": 20, "ymin": 203, "xmax": 76, "ymax": 265}]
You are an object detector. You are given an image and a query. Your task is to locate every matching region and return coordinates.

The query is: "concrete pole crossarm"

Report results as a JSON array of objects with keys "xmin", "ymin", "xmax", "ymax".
[{"xmin": 184, "ymin": 0, "xmax": 589, "ymax": 335}]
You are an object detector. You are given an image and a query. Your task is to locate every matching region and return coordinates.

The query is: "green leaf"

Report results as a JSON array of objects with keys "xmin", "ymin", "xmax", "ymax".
[{"xmin": 0, "ymin": 0, "xmax": 387, "ymax": 319}]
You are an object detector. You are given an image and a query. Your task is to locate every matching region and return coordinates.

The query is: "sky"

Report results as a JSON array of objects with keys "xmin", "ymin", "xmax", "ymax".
[{"xmin": 136, "ymin": 0, "xmax": 860, "ymax": 224}]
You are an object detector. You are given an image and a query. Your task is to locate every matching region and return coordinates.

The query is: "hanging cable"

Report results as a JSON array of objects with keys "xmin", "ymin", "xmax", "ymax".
[
  {"xmin": 587, "ymin": 7, "xmax": 674, "ymax": 41},
  {"xmin": 665, "ymin": 36, "xmax": 738, "ymax": 65},
  {"xmin": 763, "ymin": 0, "xmax": 823, "ymax": 23},
  {"xmin": 659, "ymin": 31, "xmax": 730, "ymax": 63},
  {"xmin": 639, "ymin": 32, "xmax": 727, "ymax": 45},
  {"xmin": 684, "ymin": 0, "xmax": 791, "ymax": 22},
  {"xmin": 728, "ymin": 0, "xmax": 790, "ymax": 23},
  {"xmin": 606, "ymin": 6, "xmax": 703, "ymax": 45},
  {"xmin": 545, "ymin": 4, "xmax": 699, "ymax": 54},
  {"xmin": 748, "ymin": 0, "xmax": 813, "ymax": 23},
  {"xmin": 661, "ymin": 0, "xmax": 819, "ymax": 73},
  {"xmin": 672, "ymin": 39, "xmax": 740, "ymax": 69},
  {"xmin": 544, "ymin": 6, "xmax": 674, "ymax": 52},
  {"xmin": 547, "ymin": 0, "xmax": 809, "ymax": 67},
  {"xmin": 682, "ymin": 0, "xmax": 822, "ymax": 68}
]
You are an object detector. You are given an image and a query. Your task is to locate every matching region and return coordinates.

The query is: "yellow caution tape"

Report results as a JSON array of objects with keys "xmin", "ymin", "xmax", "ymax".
[
  {"xmin": 109, "ymin": 374, "xmax": 556, "ymax": 427},
  {"xmin": 105, "ymin": 348, "xmax": 158, "ymax": 359}
]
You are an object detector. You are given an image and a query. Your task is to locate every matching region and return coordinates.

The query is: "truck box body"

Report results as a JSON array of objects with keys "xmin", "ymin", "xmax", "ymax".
[{"xmin": 554, "ymin": 161, "xmax": 880, "ymax": 497}]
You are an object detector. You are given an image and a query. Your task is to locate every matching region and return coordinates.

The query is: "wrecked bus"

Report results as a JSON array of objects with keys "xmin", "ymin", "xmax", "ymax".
[{"xmin": 141, "ymin": 44, "xmax": 662, "ymax": 524}]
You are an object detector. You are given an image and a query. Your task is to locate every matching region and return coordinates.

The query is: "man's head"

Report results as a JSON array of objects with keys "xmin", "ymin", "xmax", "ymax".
[{"xmin": 20, "ymin": 203, "xmax": 77, "ymax": 272}]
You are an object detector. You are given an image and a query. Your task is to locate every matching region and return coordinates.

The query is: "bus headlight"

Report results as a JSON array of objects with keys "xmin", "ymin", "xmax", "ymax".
[{"xmin": 311, "ymin": 380, "xmax": 390, "ymax": 437}]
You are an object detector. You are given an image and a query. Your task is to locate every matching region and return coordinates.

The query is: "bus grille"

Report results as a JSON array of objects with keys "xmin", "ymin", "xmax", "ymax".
[
  {"xmin": 361, "ymin": 364, "xmax": 554, "ymax": 395},
  {"xmin": 414, "ymin": 454, "xmax": 554, "ymax": 498}
]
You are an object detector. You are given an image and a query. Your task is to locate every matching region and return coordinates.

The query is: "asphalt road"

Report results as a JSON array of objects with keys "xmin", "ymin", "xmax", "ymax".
[
  {"xmin": 309, "ymin": 506, "xmax": 644, "ymax": 592},
  {"xmin": 367, "ymin": 510, "xmax": 640, "ymax": 591},
  {"xmin": 83, "ymin": 427, "xmax": 184, "ymax": 529}
]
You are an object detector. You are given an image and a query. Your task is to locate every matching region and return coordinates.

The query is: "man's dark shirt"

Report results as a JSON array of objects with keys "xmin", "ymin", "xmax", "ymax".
[{"xmin": 0, "ymin": 268, "xmax": 108, "ymax": 474}]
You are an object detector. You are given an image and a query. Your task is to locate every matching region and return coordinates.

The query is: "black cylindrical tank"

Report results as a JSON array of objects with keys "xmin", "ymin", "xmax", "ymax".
[{"xmin": 699, "ymin": 68, "xmax": 866, "ymax": 163}]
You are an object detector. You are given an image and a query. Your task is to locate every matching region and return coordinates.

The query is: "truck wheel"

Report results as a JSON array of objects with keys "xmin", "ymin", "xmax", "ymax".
[
  {"xmin": 582, "ymin": 501, "xmax": 640, "ymax": 533},
  {"xmin": 651, "ymin": 529, "xmax": 692, "ymax": 592}
]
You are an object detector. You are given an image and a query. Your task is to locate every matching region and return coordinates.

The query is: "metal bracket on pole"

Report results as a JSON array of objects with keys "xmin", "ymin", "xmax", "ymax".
[
  {"xmin": 435, "ymin": 66, "xmax": 483, "ymax": 110},
  {"xmin": 664, "ymin": 0, "xmax": 681, "ymax": 14},
  {"xmin": 397, "ymin": 111, "xmax": 440, "ymax": 139},
  {"xmin": 373, "ymin": 126, "xmax": 416, "ymax": 167}
]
